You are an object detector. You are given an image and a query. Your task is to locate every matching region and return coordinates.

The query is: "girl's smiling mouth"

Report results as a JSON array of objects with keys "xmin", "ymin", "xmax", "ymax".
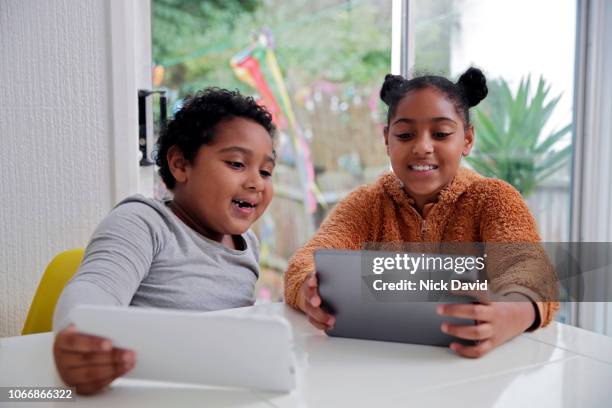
[{"xmin": 408, "ymin": 164, "xmax": 439, "ymax": 172}]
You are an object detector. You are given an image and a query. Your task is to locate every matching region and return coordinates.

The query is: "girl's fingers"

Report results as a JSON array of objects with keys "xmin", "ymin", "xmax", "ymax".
[
  {"xmin": 301, "ymin": 272, "xmax": 335, "ymax": 330},
  {"xmin": 307, "ymin": 273, "xmax": 318, "ymax": 288},
  {"xmin": 309, "ymin": 293, "xmax": 321, "ymax": 308},
  {"xmin": 437, "ymin": 303, "xmax": 493, "ymax": 321},
  {"xmin": 442, "ymin": 322, "xmax": 493, "ymax": 340},
  {"xmin": 308, "ymin": 316, "xmax": 331, "ymax": 331},
  {"xmin": 450, "ymin": 339, "xmax": 494, "ymax": 358},
  {"xmin": 304, "ymin": 301, "xmax": 335, "ymax": 327},
  {"xmin": 299, "ymin": 274, "xmax": 319, "ymax": 309}
]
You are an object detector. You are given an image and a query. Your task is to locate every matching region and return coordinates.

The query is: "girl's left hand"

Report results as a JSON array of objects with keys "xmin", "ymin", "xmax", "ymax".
[{"xmin": 436, "ymin": 294, "xmax": 536, "ymax": 358}]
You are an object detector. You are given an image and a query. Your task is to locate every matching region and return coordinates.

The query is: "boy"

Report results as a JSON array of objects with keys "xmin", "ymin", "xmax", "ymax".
[{"xmin": 53, "ymin": 88, "xmax": 276, "ymax": 394}]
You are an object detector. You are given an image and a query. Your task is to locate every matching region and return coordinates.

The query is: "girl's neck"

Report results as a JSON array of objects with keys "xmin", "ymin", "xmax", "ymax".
[
  {"xmin": 402, "ymin": 175, "xmax": 458, "ymax": 216},
  {"xmin": 412, "ymin": 197, "xmax": 436, "ymax": 217},
  {"xmin": 403, "ymin": 189, "xmax": 439, "ymax": 216}
]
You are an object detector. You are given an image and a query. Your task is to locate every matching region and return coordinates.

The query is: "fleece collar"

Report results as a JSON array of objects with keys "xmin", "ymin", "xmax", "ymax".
[{"xmin": 380, "ymin": 167, "xmax": 482, "ymax": 211}]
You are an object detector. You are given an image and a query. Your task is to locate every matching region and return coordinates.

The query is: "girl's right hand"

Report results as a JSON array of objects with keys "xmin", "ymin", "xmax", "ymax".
[
  {"xmin": 298, "ymin": 273, "xmax": 336, "ymax": 331},
  {"xmin": 53, "ymin": 325, "xmax": 136, "ymax": 395}
]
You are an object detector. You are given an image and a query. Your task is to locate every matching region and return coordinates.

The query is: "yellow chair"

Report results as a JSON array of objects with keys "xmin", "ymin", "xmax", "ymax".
[{"xmin": 22, "ymin": 249, "xmax": 85, "ymax": 335}]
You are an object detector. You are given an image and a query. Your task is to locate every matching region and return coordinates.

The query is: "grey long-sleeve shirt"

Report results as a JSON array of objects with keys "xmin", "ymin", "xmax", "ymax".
[{"xmin": 53, "ymin": 195, "xmax": 260, "ymax": 331}]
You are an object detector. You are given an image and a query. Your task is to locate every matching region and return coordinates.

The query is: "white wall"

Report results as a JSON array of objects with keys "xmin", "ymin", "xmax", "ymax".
[{"xmin": 0, "ymin": 0, "xmax": 149, "ymax": 337}]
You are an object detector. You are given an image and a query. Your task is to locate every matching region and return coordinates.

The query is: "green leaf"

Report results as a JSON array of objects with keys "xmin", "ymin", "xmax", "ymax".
[
  {"xmin": 535, "ymin": 124, "xmax": 572, "ymax": 154},
  {"xmin": 470, "ymin": 74, "xmax": 572, "ymax": 197}
]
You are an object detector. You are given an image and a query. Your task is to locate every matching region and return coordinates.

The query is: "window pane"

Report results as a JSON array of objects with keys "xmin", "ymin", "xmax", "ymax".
[
  {"xmin": 412, "ymin": 0, "xmax": 577, "ymax": 322},
  {"xmin": 152, "ymin": 0, "xmax": 392, "ymax": 301},
  {"xmin": 413, "ymin": 0, "xmax": 576, "ymax": 243}
]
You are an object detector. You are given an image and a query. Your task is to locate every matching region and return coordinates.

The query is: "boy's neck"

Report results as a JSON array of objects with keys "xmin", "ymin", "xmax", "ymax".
[{"xmin": 168, "ymin": 199, "xmax": 237, "ymax": 248}]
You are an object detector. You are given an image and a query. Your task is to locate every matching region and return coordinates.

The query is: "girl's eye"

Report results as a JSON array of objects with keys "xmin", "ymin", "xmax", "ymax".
[
  {"xmin": 226, "ymin": 161, "xmax": 245, "ymax": 169},
  {"xmin": 260, "ymin": 170, "xmax": 272, "ymax": 178},
  {"xmin": 433, "ymin": 132, "xmax": 452, "ymax": 138},
  {"xmin": 396, "ymin": 133, "xmax": 414, "ymax": 140}
]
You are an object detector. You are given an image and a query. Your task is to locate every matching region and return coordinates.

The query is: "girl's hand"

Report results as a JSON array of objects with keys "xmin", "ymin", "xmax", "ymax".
[
  {"xmin": 297, "ymin": 273, "xmax": 336, "ymax": 331},
  {"xmin": 53, "ymin": 325, "xmax": 136, "ymax": 395},
  {"xmin": 436, "ymin": 294, "xmax": 536, "ymax": 358}
]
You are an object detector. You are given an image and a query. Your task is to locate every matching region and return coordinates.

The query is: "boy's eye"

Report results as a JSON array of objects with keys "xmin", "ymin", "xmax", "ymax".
[
  {"xmin": 260, "ymin": 170, "xmax": 272, "ymax": 178},
  {"xmin": 395, "ymin": 133, "xmax": 414, "ymax": 140},
  {"xmin": 225, "ymin": 161, "xmax": 245, "ymax": 169}
]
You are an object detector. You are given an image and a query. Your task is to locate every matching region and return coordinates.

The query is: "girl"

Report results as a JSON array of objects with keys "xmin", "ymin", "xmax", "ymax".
[
  {"xmin": 284, "ymin": 68, "xmax": 559, "ymax": 358},
  {"xmin": 53, "ymin": 88, "xmax": 276, "ymax": 394}
]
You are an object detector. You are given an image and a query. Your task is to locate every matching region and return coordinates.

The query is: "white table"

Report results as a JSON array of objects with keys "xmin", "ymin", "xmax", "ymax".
[{"xmin": 1, "ymin": 303, "xmax": 612, "ymax": 407}]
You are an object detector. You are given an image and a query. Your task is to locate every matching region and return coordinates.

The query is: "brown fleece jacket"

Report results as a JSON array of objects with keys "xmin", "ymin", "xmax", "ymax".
[{"xmin": 284, "ymin": 167, "xmax": 559, "ymax": 328}]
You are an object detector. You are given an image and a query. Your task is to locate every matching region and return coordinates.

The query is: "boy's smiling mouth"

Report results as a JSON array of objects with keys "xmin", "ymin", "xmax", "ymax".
[{"xmin": 231, "ymin": 198, "xmax": 258, "ymax": 215}]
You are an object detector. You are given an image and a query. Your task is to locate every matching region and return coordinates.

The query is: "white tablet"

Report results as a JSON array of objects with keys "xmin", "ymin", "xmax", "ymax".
[{"xmin": 70, "ymin": 305, "xmax": 296, "ymax": 392}]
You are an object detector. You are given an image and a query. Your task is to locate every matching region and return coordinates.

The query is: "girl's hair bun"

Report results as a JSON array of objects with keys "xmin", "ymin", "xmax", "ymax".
[
  {"xmin": 380, "ymin": 74, "xmax": 406, "ymax": 106},
  {"xmin": 457, "ymin": 67, "xmax": 488, "ymax": 107}
]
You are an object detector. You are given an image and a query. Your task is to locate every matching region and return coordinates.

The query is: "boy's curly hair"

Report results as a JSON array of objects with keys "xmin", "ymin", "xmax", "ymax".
[{"xmin": 155, "ymin": 87, "xmax": 275, "ymax": 189}]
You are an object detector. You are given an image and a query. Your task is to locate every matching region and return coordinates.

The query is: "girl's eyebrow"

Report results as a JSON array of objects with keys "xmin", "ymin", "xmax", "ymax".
[
  {"xmin": 392, "ymin": 117, "xmax": 457, "ymax": 125},
  {"xmin": 219, "ymin": 146, "xmax": 275, "ymax": 165}
]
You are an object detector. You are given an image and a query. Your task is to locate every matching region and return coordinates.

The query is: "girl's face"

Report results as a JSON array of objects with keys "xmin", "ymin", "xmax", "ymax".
[
  {"xmin": 168, "ymin": 117, "xmax": 274, "ymax": 242},
  {"xmin": 383, "ymin": 87, "xmax": 474, "ymax": 209}
]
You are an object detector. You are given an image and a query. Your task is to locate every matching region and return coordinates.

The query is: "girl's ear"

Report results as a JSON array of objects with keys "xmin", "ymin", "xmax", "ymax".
[
  {"xmin": 383, "ymin": 126, "xmax": 390, "ymax": 156},
  {"xmin": 167, "ymin": 146, "xmax": 190, "ymax": 184},
  {"xmin": 462, "ymin": 125, "xmax": 475, "ymax": 156}
]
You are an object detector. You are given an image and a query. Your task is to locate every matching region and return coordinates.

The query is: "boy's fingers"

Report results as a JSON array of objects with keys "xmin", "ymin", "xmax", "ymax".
[
  {"xmin": 60, "ymin": 348, "xmax": 135, "ymax": 368},
  {"xmin": 64, "ymin": 358, "xmax": 135, "ymax": 387},
  {"xmin": 74, "ymin": 376, "xmax": 117, "ymax": 396},
  {"xmin": 442, "ymin": 322, "xmax": 493, "ymax": 340},
  {"xmin": 56, "ymin": 331, "xmax": 112, "ymax": 353},
  {"xmin": 437, "ymin": 303, "xmax": 493, "ymax": 321},
  {"xmin": 450, "ymin": 340, "xmax": 494, "ymax": 358},
  {"xmin": 63, "ymin": 364, "xmax": 118, "ymax": 385}
]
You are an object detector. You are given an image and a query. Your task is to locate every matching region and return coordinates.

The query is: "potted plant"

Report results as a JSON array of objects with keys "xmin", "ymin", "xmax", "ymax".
[{"xmin": 467, "ymin": 75, "xmax": 572, "ymax": 197}]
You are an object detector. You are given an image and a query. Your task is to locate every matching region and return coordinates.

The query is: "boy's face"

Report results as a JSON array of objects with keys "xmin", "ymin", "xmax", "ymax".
[
  {"xmin": 383, "ymin": 87, "xmax": 474, "ymax": 207},
  {"xmin": 170, "ymin": 117, "xmax": 274, "ymax": 240}
]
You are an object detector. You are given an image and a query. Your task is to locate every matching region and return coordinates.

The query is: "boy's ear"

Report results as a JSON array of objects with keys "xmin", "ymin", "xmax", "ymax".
[
  {"xmin": 462, "ymin": 125, "xmax": 475, "ymax": 156},
  {"xmin": 167, "ymin": 146, "xmax": 190, "ymax": 184}
]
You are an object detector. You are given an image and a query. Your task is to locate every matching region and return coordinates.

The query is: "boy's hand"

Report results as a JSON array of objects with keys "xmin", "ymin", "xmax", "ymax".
[
  {"xmin": 53, "ymin": 325, "xmax": 136, "ymax": 395},
  {"xmin": 297, "ymin": 273, "xmax": 336, "ymax": 331},
  {"xmin": 437, "ymin": 293, "xmax": 536, "ymax": 358}
]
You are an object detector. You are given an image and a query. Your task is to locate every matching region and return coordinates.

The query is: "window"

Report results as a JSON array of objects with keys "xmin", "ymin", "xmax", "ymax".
[
  {"xmin": 408, "ymin": 0, "xmax": 577, "ymax": 322},
  {"xmin": 152, "ymin": 0, "xmax": 393, "ymax": 301}
]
